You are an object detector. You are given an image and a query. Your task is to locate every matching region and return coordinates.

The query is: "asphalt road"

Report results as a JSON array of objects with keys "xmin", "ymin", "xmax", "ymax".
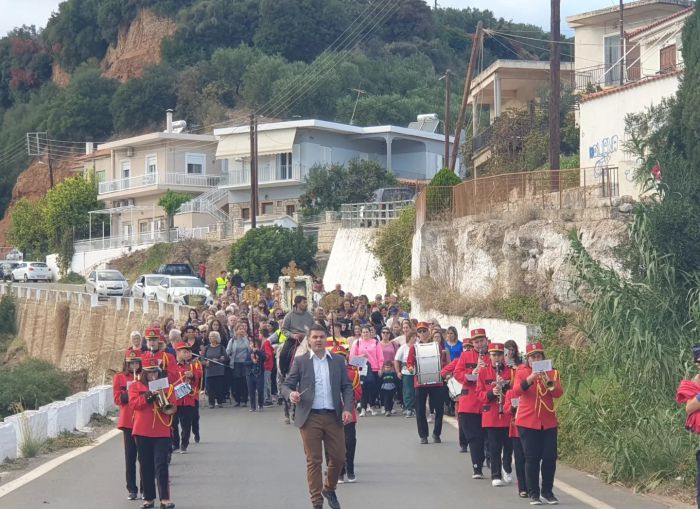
[{"xmin": 0, "ymin": 404, "xmax": 676, "ymax": 509}]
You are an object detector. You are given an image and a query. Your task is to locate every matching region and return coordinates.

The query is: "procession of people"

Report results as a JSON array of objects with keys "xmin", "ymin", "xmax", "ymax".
[{"xmin": 113, "ymin": 274, "xmax": 565, "ymax": 509}]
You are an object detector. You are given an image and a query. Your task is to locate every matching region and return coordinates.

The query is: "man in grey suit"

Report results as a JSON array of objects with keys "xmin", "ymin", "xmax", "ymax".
[{"xmin": 282, "ymin": 324, "xmax": 354, "ymax": 509}]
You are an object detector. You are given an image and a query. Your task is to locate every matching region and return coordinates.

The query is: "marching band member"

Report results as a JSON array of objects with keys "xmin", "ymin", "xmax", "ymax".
[
  {"xmin": 172, "ymin": 342, "xmax": 202, "ymax": 453},
  {"xmin": 141, "ymin": 327, "xmax": 178, "ymax": 383},
  {"xmin": 190, "ymin": 345, "xmax": 204, "ymax": 444},
  {"xmin": 128, "ymin": 358, "xmax": 177, "ymax": 509},
  {"xmin": 476, "ymin": 342, "xmax": 515, "ymax": 488},
  {"xmin": 332, "ymin": 344, "xmax": 362, "ymax": 484},
  {"xmin": 675, "ymin": 344, "xmax": 700, "ymax": 509},
  {"xmin": 513, "ymin": 342, "xmax": 563, "ymax": 505},
  {"xmin": 504, "ymin": 389, "xmax": 528, "ymax": 498},
  {"xmin": 406, "ymin": 321, "xmax": 446, "ymax": 444},
  {"xmin": 454, "ymin": 329, "xmax": 490, "ymax": 478},
  {"xmin": 113, "ymin": 350, "xmax": 142, "ymax": 500}
]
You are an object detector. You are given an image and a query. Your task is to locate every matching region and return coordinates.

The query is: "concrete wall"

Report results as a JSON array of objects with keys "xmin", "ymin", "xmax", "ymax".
[
  {"xmin": 1, "ymin": 385, "xmax": 115, "ymax": 460},
  {"xmin": 69, "ymin": 242, "xmax": 154, "ymax": 276},
  {"xmin": 579, "ymin": 73, "xmax": 679, "ymax": 199},
  {"xmin": 317, "ymin": 221, "xmax": 340, "ymax": 252},
  {"xmin": 323, "ymin": 228, "xmax": 386, "ymax": 298}
]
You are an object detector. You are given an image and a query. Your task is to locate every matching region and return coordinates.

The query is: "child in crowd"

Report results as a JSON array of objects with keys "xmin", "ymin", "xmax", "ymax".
[
  {"xmin": 379, "ymin": 361, "xmax": 398, "ymax": 416},
  {"xmin": 247, "ymin": 338, "xmax": 266, "ymax": 412},
  {"xmin": 332, "ymin": 345, "xmax": 362, "ymax": 484},
  {"xmin": 261, "ymin": 328, "xmax": 275, "ymax": 407}
]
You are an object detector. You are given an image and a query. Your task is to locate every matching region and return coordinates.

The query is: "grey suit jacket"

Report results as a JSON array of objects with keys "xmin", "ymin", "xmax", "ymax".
[{"xmin": 281, "ymin": 352, "xmax": 354, "ymax": 428}]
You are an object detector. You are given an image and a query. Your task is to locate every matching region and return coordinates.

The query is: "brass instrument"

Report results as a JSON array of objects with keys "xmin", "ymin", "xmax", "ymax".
[
  {"xmin": 495, "ymin": 364, "xmax": 505, "ymax": 415},
  {"xmin": 540, "ymin": 370, "xmax": 556, "ymax": 391},
  {"xmin": 155, "ymin": 389, "xmax": 177, "ymax": 415}
]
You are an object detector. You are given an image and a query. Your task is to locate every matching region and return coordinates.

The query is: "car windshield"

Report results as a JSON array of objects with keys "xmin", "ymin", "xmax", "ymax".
[
  {"xmin": 170, "ymin": 278, "xmax": 204, "ymax": 288},
  {"xmin": 30, "ymin": 263, "xmax": 47, "ymax": 268},
  {"xmin": 98, "ymin": 271, "xmax": 125, "ymax": 281},
  {"xmin": 145, "ymin": 276, "xmax": 162, "ymax": 286}
]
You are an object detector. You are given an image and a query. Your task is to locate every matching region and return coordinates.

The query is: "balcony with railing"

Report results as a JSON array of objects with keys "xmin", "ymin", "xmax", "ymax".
[
  {"xmin": 220, "ymin": 162, "xmax": 303, "ymax": 188},
  {"xmin": 73, "ymin": 226, "xmax": 211, "ymax": 253},
  {"xmin": 98, "ymin": 171, "xmax": 221, "ymax": 196}
]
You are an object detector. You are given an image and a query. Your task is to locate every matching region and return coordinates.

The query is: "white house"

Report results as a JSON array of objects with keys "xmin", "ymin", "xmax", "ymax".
[{"xmin": 569, "ymin": 1, "xmax": 692, "ymax": 198}]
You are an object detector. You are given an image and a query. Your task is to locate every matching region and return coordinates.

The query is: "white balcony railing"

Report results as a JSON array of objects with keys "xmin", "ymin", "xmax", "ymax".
[
  {"xmin": 220, "ymin": 163, "xmax": 303, "ymax": 187},
  {"xmin": 98, "ymin": 172, "xmax": 221, "ymax": 195},
  {"xmin": 73, "ymin": 227, "xmax": 211, "ymax": 253}
]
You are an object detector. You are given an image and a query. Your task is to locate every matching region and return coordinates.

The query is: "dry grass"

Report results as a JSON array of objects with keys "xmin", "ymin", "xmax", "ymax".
[
  {"xmin": 42, "ymin": 431, "xmax": 94, "ymax": 453},
  {"xmin": 411, "ymin": 276, "xmax": 503, "ymax": 318}
]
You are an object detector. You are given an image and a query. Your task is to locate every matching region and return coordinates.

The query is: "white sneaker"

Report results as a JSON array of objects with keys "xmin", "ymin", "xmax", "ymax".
[
  {"xmin": 338, "ymin": 475, "xmax": 346, "ymax": 484},
  {"xmin": 492, "ymin": 479, "xmax": 507, "ymax": 487},
  {"xmin": 359, "ymin": 409, "xmax": 366, "ymax": 417},
  {"xmin": 502, "ymin": 471, "xmax": 513, "ymax": 484},
  {"xmin": 369, "ymin": 408, "xmax": 377, "ymax": 416}
]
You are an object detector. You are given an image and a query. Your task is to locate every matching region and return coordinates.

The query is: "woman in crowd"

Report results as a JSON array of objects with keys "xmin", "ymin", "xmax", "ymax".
[
  {"xmin": 390, "ymin": 320, "xmax": 402, "ymax": 340},
  {"xmin": 349, "ymin": 325, "xmax": 384, "ymax": 416},
  {"xmin": 505, "ymin": 340, "xmax": 523, "ymax": 368},
  {"xmin": 348, "ymin": 324, "xmax": 362, "ymax": 349},
  {"xmin": 185, "ymin": 309, "xmax": 200, "ymax": 327},
  {"xmin": 210, "ymin": 316, "xmax": 229, "ymax": 348},
  {"xmin": 444, "ymin": 326, "xmax": 463, "ymax": 417},
  {"xmin": 202, "ymin": 331, "xmax": 228, "ymax": 408},
  {"xmin": 226, "ymin": 322, "xmax": 252, "ymax": 407}
]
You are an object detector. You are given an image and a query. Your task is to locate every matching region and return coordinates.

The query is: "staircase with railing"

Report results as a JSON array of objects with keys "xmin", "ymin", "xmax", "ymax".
[{"xmin": 178, "ymin": 187, "xmax": 229, "ymax": 223}]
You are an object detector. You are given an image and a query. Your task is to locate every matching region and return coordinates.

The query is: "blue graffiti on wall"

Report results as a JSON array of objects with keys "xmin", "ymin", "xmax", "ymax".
[{"xmin": 589, "ymin": 134, "xmax": 618, "ymax": 177}]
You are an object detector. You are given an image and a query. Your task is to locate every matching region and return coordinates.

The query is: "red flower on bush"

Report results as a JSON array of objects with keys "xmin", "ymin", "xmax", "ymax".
[{"xmin": 650, "ymin": 163, "xmax": 662, "ymax": 182}]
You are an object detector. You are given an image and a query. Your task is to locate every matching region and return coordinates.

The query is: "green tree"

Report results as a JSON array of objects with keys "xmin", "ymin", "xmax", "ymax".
[
  {"xmin": 427, "ymin": 167, "xmax": 460, "ymax": 215},
  {"xmin": 370, "ymin": 205, "xmax": 415, "ymax": 292},
  {"xmin": 299, "ymin": 160, "xmax": 398, "ymax": 216},
  {"xmin": 240, "ymin": 54, "xmax": 291, "ymax": 107},
  {"xmin": 228, "ymin": 226, "xmax": 316, "ymax": 284},
  {"xmin": 158, "ymin": 189, "xmax": 191, "ymax": 228},
  {"xmin": 0, "ymin": 359, "xmax": 71, "ymax": 418},
  {"xmin": 6, "ymin": 198, "xmax": 49, "ymax": 260}
]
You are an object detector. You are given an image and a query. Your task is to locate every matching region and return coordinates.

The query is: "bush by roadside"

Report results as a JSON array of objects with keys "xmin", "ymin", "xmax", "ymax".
[{"xmin": 0, "ymin": 359, "xmax": 72, "ymax": 419}]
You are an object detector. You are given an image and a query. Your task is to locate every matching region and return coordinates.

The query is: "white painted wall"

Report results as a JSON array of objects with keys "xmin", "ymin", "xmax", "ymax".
[
  {"xmin": 69, "ymin": 243, "xmax": 154, "ymax": 277},
  {"xmin": 0, "ymin": 421, "xmax": 18, "ymax": 460},
  {"xmin": 323, "ymin": 228, "xmax": 386, "ymax": 298},
  {"xmin": 579, "ymin": 73, "xmax": 679, "ymax": 199}
]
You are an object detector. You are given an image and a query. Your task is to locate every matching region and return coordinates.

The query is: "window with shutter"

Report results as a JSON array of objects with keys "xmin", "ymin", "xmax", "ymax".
[{"xmin": 660, "ymin": 45, "xmax": 677, "ymax": 72}]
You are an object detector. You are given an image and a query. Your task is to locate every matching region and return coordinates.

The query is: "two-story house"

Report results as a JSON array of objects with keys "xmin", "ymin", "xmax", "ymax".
[{"xmin": 569, "ymin": 1, "xmax": 693, "ymax": 198}]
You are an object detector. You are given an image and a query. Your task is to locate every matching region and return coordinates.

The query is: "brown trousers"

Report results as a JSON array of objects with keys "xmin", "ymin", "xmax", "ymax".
[{"xmin": 299, "ymin": 412, "xmax": 346, "ymax": 505}]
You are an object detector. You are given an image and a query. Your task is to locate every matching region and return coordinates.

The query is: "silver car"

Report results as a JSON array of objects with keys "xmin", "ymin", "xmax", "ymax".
[
  {"xmin": 155, "ymin": 275, "xmax": 214, "ymax": 307},
  {"xmin": 131, "ymin": 274, "xmax": 163, "ymax": 300},
  {"xmin": 85, "ymin": 270, "xmax": 130, "ymax": 297}
]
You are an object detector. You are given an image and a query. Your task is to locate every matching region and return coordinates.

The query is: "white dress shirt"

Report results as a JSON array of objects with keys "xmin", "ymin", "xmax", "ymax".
[{"xmin": 310, "ymin": 351, "xmax": 334, "ymax": 410}]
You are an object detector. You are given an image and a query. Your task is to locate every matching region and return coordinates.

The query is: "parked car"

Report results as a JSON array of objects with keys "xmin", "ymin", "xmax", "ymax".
[
  {"xmin": 154, "ymin": 275, "xmax": 213, "ymax": 307},
  {"xmin": 85, "ymin": 269, "xmax": 130, "ymax": 297},
  {"xmin": 0, "ymin": 261, "xmax": 20, "ymax": 281},
  {"xmin": 11, "ymin": 262, "xmax": 52, "ymax": 282},
  {"xmin": 131, "ymin": 274, "xmax": 163, "ymax": 300},
  {"xmin": 156, "ymin": 263, "xmax": 195, "ymax": 276},
  {"xmin": 372, "ymin": 187, "xmax": 415, "ymax": 202}
]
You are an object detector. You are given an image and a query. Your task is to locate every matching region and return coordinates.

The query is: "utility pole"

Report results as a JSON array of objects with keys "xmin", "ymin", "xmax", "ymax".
[
  {"xmin": 249, "ymin": 114, "xmax": 258, "ymax": 229},
  {"xmin": 619, "ymin": 0, "xmax": 625, "ymax": 85},
  {"xmin": 46, "ymin": 139, "xmax": 54, "ymax": 189},
  {"xmin": 549, "ymin": 0, "xmax": 561, "ymax": 190},
  {"xmin": 450, "ymin": 21, "xmax": 483, "ymax": 172},
  {"xmin": 440, "ymin": 70, "xmax": 452, "ymax": 168},
  {"xmin": 349, "ymin": 88, "xmax": 366, "ymax": 125}
]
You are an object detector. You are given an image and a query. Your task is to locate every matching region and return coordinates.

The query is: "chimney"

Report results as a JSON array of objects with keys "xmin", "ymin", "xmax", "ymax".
[
  {"xmin": 85, "ymin": 141, "xmax": 95, "ymax": 155},
  {"xmin": 166, "ymin": 109, "xmax": 173, "ymax": 133}
]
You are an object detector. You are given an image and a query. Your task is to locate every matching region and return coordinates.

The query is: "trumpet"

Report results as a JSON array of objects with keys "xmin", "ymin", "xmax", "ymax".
[
  {"xmin": 155, "ymin": 389, "xmax": 177, "ymax": 415},
  {"xmin": 539, "ymin": 370, "xmax": 556, "ymax": 391}
]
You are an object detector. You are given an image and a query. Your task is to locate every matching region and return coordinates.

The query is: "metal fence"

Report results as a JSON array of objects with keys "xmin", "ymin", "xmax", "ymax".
[
  {"xmin": 340, "ymin": 200, "xmax": 414, "ymax": 228},
  {"xmin": 74, "ymin": 226, "xmax": 210, "ymax": 253},
  {"xmin": 416, "ymin": 167, "xmax": 619, "ymax": 228}
]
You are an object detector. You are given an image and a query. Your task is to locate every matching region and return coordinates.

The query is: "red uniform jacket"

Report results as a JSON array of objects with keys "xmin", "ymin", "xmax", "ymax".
[
  {"xmin": 406, "ymin": 342, "xmax": 446, "ymax": 388},
  {"xmin": 191, "ymin": 359, "xmax": 204, "ymax": 400},
  {"xmin": 173, "ymin": 362, "xmax": 203, "ymax": 407},
  {"xmin": 141, "ymin": 350, "xmax": 178, "ymax": 382},
  {"xmin": 113, "ymin": 372, "xmax": 137, "ymax": 430},
  {"xmin": 503, "ymin": 389, "xmax": 519, "ymax": 438},
  {"xmin": 128, "ymin": 379, "xmax": 176, "ymax": 438},
  {"xmin": 676, "ymin": 379, "xmax": 700, "ymax": 433},
  {"xmin": 263, "ymin": 340, "xmax": 274, "ymax": 372},
  {"xmin": 477, "ymin": 363, "xmax": 514, "ymax": 428},
  {"xmin": 440, "ymin": 358, "xmax": 458, "ymax": 378},
  {"xmin": 345, "ymin": 365, "xmax": 363, "ymax": 424},
  {"xmin": 453, "ymin": 350, "xmax": 489, "ymax": 414},
  {"xmin": 513, "ymin": 365, "xmax": 563, "ymax": 430}
]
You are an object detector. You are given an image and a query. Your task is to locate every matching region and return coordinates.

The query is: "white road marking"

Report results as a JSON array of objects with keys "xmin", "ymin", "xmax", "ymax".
[
  {"xmin": 0, "ymin": 428, "xmax": 121, "ymax": 499},
  {"xmin": 443, "ymin": 415, "xmax": 616, "ymax": 509}
]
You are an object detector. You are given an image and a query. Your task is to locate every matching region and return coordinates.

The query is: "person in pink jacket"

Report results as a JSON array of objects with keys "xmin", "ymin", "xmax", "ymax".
[{"xmin": 349, "ymin": 325, "xmax": 384, "ymax": 416}]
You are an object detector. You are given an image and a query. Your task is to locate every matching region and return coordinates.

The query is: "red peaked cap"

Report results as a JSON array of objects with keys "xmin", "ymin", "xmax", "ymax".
[
  {"xmin": 487, "ymin": 342, "xmax": 504, "ymax": 353},
  {"xmin": 526, "ymin": 342, "xmax": 545, "ymax": 356},
  {"xmin": 174, "ymin": 342, "xmax": 191, "ymax": 351},
  {"xmin": 470, "ymin": 328, "xmax": 487, "ymax": 340}
]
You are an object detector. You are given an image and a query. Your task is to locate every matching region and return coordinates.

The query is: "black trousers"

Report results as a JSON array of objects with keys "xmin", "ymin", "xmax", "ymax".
[
  {"xmin": 380, "ymin": 388, "xmax": 395, "ymax": 412},
  {"xmin": 192, "ymin": 403, "xmax": 200, "ymax": 439},
  {"xmin": 518, "ymin": 426, "xmax": 558, "ymax": 498},
  {"xmin": 122, "ymin": 429, "xmax": 139, "ymax": 494},
  {"xmin": 341, "ymin": 422, "xmax": 357, "ymax": 476},
  {"xmin": 173, "ymin": 406, "xmax": 195, "ymax": 450},
  {"xmin": 206, "ymin": 375, "xmax": 227, "ymax": 406},
  {"xmin": 246, "ymin": 372, "xmax": 265, "ymax": 410},
  {"xmin": 459, "ymin": 412, "xmax": 485, "ymax": 469},
  {"xmin": 135, "ymin": 436, "xmax": 170, "ymax": 501},
  {"xmin": 231, "ymin": 375, "xmax": 248, "ymax": 404},
  {"xmin": 513, "ymin": 437, "xmax": 527, "ymax": 493},
  {"xmin": 360, "ymin": 371, "xmax": 377, "ymax": 410},
  {"xmin": 415, "ymin": 385, "xmax": 444, "ymax": 438},
  {"xmin": 486, "ymin": 427, "xmax": 512, "ymax": 479},
  {"xmin": 271, "ymin": 364, "xmax": 278, "ymax": 396}
]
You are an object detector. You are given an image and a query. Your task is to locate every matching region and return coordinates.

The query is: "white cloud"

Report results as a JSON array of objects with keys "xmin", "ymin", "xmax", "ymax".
[{"xmin": 0, "ymin": 0, "xmax": 62, "ymax": 36}]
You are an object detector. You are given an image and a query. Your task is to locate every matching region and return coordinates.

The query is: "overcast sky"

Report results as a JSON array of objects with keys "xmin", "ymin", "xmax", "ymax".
[{"xmin": 0, "ymin": 0, "xmax": 616, "ymax": 37}]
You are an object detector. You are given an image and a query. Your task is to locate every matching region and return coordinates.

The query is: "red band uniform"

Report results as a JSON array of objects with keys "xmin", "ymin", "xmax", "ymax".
[
  {"xmin": 128, "ymin": 358, "xmax": 177, "ymax": 508},
  {"xmin": 113, "ymin": 351, "xmax": 142, "ymax": 499},
  {"xmin": 453, "ymin": 328, "xmax": 490, "ymax": 477},
  {"xmin": 476, "ymin": 342, "xmax": 515, "ymax": 486},
  {"xmin": 141, "ymin": 327, "xmax": 178, "ymax": 383},
  {"xmin": 513, "ymin": 342, "xmax": 563, "ymax": 503},
  {"xmin": 172, "ymin": 342, "xmax": 203, "ymax": 453}
]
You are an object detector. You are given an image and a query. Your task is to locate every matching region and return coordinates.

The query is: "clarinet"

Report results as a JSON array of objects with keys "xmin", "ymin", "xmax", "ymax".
[{"xmin": 496, "ymin": 363, "xmax": 504, "ymax": 415}]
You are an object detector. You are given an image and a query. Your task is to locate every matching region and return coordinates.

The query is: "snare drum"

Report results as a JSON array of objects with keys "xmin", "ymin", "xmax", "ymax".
[
  {"xmin": 415, "ymin": 342, "xmax": 442, "ymax": 385},
  {"xmin": 447, "ymin": 377, "xmax": 463, "ymax": 400}
]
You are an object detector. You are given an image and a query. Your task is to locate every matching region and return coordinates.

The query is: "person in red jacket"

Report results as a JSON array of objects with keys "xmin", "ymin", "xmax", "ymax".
[
  {"xmin": 262, "ymin": 328, "xmax": 275, "ymax": 407},
  {"xmin": 141, "ymin": 327, "xmax": 178, "ymax": 383},
  {"xmin": 477, "ymin": 342, "xmax": 515, "ymax": 488},
  {"xmin": 171, "ymin": 342, "xmax": 202, "ymax": 454},
  {"xmin": 454, "ymin": 328, "xmax": 490, "ymax": 478},
  {"xmin": 332, "ymin": 345, "xmax": 362, "ymax": 484},
  {"xmin": 113, "ymin": 351, "xmax": 142, "ymax": 500},
  {"xmin": 513, "ymin": 342, "xmax": 563, "ymax": 505},
  {"xmin": 675, "ymin": 344, "xmax": 700, "ymax": 509},
  {"xmin": 407, "ymin": 321, "xmax": 447, "ymax": 444},
  {"xmin": 504, "ymin": 389, "xmax": 528, "ymax": 498},
  {"xmin": 129, "ymin": 358, "xmax": 177, "ymax": 509},
  {"xmin": 190, "ymin": 349, "xmax": 204, "ymax": 444}
]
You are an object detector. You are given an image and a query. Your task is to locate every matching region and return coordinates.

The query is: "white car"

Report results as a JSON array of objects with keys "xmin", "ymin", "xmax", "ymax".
[
  {"xmin": 155, "ymin": 275, "xmax": 214, "ymax": 307},
  {"xmin": 85, "ymin": 270, "xmax": 130, "ymax": 297},
  {"xmin": 131, "ymin": 274, "xmax": 163, "ymax": 300},
  {"xmin": 11, "ymin": 262, "xmax": 52, "ymax": 282}
]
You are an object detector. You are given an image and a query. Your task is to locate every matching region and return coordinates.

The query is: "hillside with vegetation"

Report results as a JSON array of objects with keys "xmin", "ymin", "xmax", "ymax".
[{"xmin": 0, "ymin": 0, "xmax": 567, "ymax": 221}]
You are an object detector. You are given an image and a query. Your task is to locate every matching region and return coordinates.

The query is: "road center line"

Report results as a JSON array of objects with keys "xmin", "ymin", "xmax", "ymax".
[
  {"xmin": 0, "ymin": 428, "xmax": 121, "ymax": 499},
  {"xmin": 443, "ymin": 415, "xmax": 616, "ymax": 509}
]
